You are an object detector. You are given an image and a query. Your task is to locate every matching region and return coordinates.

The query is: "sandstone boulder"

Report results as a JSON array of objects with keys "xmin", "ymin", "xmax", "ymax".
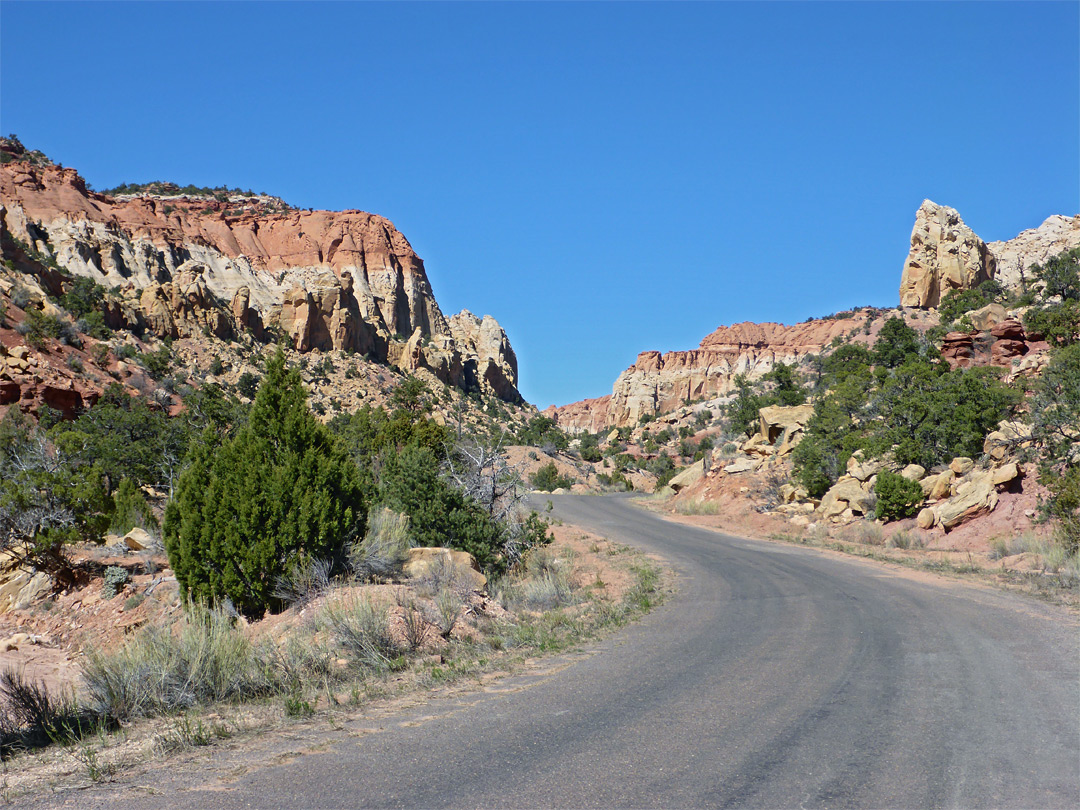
[
  {"xmin": 991, "ymin": 339, "xmax": 1028, "ymax": 364},
  {"xmin": 916, "ymin": 507, "xmax": 937, "ymax": 530},
  {"xmin": 990, "ymin": 319, "xmax": 1025, "ymax": 341},
  {"xmin": 123, "ymin": 527, "xmax": 154, "ymax": 551},
  {"xmin": 819, "ymin": 479, "xmax": 876, "ymax": 520},
  {"xmin": 723, "ymin": 457, "xmax": 756, "ymax": 474},
  {"xmin": 941, "ymin": 332, "xmax": 974, "ymax": 366},
  {"xmin": 983, "ymin": 421, "xmax": 1033, "ymax": 461},
  {"xmin": 991, "ymin": 462, "xmax": 1021, "ymax": 489},
  {"xmin": 949, "ymin": 457, "xmax": 974, "ymax": 476},
  {"xmin": 900, "ymin": 464, "xmax": 926, "ymax": 482},
  {"xmin": 936, "ymin": 475, "xmax": 998, "ymax": 530},
  {"xmin": 846, "ymin": 451, "xmax": 886, "ymax": 483},
  {"xmin": 758, "ymin": 404, "xmax": 814, "ymax": 446},
  {"xmin": 402, "ymin": 547, "xmax": 486, "ymax": 591},
  {"xmin": 668, "ymin": 460, "xmax": 705, "ymax": 493},
  {"xmin": 967, "ymin": 303, "xmax": 1007, "ymax": 331}
]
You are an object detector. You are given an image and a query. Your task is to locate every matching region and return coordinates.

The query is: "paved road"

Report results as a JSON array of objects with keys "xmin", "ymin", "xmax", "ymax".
[{"xmin": 48, "ymin": 494, "xmax": 1079, "ymax": 808}]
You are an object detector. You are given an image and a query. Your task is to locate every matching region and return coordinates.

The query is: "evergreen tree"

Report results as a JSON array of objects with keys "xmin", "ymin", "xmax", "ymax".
[{"xmin": 164, "ymin": 350, "xmax": 364, "ymax": 617}]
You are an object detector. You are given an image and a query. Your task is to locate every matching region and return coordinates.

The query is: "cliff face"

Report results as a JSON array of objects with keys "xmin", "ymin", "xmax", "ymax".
[
  {"xmin": 0, "ymin": 148, "xmax": 520, "ymax": 401},
  {"xmin": 549, "ymin": 315, "xmax": 872, "ymax": 430},
  {"xmin": 898, "ymin": 200, "xmax": 1080, "ymax": 308}
]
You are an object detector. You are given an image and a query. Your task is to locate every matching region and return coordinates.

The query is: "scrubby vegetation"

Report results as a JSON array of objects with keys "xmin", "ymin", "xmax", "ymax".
[{"xmin": 792, "ymin": 318, "xmax": 1021, "ymax": 498}]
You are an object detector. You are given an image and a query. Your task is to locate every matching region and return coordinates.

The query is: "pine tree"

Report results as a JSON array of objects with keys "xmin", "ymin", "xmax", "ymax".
[{"xmin": 164, "ymin": 349, "xmax": 365, "ymax": 617}]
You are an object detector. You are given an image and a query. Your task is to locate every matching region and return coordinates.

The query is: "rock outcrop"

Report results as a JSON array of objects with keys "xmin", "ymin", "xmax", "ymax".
[
  {"xmin": 898, "ymin": 201, "xmax": 1080, "ymax": 308},
  {"xmin": 0, "ymin": 145, "xmax": 521, "ymax": 402},
  {"xmin": 603, "ymin": 317, "xmax": 869, "ymax": 427},
  {"xmin": 899, "ymin": 200, "xmax": 996, "ymax": 308},
  {"xmin": 987, "ymin": 214, "xmax": 1080, "ymax": 293}
]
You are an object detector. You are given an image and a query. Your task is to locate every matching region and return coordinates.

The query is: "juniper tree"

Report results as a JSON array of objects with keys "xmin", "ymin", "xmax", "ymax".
[{"xmin": 163, "ymin": 349, "xmax": 364, "ymax": 617}]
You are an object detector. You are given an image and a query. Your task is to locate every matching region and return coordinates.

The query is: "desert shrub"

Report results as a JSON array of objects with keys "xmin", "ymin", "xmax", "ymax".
[
  {"xmin": 517, "ymin": 415, "xmax": 569, "ymax": 451},
  {"xmin": 319, "ymin": 595, "xmax": 402, "ymax": 671},
  {"xmin": 377, "ymin": 444, "xmax": 504, "ymax": 573},
  {"xmin": 100, "ymin": 566, "xmax": 130, "ymax": 599},
  {"xmin": 0, "ymin": 670, "xmax": 99, "ymax": 760},
  {"xmin": 349, "ymin": 507, "xmax": 413, "ymax": 582},
  {"xmin": 137, "ymin": 345, "xmax": 171, "ymax": 379},
  {"xmin": 51, "ymin": 384, "xmax": 190, "ymax": 492},
  {"xmin": 235, "ymin": 371, "xmax": 259, "ymax": 399},
  {"xmin": 110, "ymin": 477, "xmax": 159, "ymax": 534},
  {"xmin": 531, "ymin": 462, "xmax": 574, "ymax": 492},
  {"xmin": 164, "ymin": 349, "xmax": 365, "ymax": 618},
  {"xmin": 0, "ymin": 411, "xmax": 112, "ymax": 574},
  {"xmin": 874, "ymin": 471, "xmax": 925, "ymax": 521},
  {"xmin": 577, "ymin": 432, "xmax": 602, "ymax": 462},
  {"xmin": 272, "ymin": 557, "xmax": 335, "ymax": 607},
  {"xmin": 81, "ymin": 606, "xmax": 273, "ymax": 720}
]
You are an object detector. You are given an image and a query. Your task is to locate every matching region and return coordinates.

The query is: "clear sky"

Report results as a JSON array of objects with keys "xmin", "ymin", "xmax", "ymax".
[{"xmin": 2, "ymin": 1, "xmax": 1077, "ymax": 408}]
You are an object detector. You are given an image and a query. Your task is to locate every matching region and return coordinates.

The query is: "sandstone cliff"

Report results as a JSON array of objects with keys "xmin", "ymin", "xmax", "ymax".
[
  {"xmin": 550, "ymin": 315, "xmax": 873, "ymax": 430},
  {"xmin": 898, "ymin": 200, "xmax": 1080, "ymax": 308},
  {"xmin": 0, "ymin": 140, "xmax": 520, "ymax": 401}
]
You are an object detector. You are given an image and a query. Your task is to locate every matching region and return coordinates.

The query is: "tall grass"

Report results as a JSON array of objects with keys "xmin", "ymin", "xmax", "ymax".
[{"xmin": 81, "ymin": 606, "xmax": 274, "ymax": 720}]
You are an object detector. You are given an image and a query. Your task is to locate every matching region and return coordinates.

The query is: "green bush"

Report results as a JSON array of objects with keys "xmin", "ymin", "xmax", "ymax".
[
  {"xmin": 530, "ymin": 462, "xmax": 574, "ymax": 492},
  {"xmin": 873, "ymin": 471, "xmax": 925, "ymax": 522},
  {"xmin": 518, "ymin": 415, "xmax": 569, "ymax": 451},
  {"xmin": 377, "ymin": 444, "xmax": 504, "ymax": 573},
  {"xmin": 163, "ymin": 349, "xmax": 365, "ymax": 617},
  {"xmin": 110, "ymin": 477, "xmax": 159, "ymax": 534}
]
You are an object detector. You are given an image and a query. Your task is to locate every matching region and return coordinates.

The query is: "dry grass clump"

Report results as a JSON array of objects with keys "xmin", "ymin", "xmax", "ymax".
[
  {"xmin": 81, "ymin": 606, "xmax": 276, "ymax": 720},
  {"xmin": 349, "ymin": 507, "xmax": 413, "ymax": 582},
  {"xmin": 496, "ymin": 548, "xmax": 578, "ymax": 612},
  {"xmin": 840, "ymin": 522, "xmax": 884, "ymax": 546},
  {"xmin": 318, "ymin": 594, "xmax": 404, "ymax": 672}
]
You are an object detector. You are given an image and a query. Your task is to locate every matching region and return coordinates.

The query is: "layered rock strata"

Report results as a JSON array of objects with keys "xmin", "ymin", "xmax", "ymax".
[{"xmin": 0, "ymin": 145, "xmax": 520, "ymax": 401}]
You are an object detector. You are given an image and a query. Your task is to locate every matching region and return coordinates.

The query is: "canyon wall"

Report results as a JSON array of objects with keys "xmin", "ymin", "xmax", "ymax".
[{"xmin": 0, "ymin": 142, "xmax": 520, "ymax": 401}]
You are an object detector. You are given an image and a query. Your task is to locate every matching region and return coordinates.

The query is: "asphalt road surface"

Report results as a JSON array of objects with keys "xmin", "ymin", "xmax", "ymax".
[{"xmin": 41, "ymin": 494, "xmax": 1080, "ymax": 809}]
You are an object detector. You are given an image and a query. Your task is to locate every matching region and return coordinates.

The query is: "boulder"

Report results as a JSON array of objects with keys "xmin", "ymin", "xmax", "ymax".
[
  {"xmin": 991, "ymin": 462, "xmax": 1021, "ymax": 489},
  {"xmin": 967, "ymin": 303, "xmax": 1008, "ymax": 331},
  {"xmin": 723, "ymin": 457, "xmax": 756, "ymax": 474},
  {"xmin": 949, "ymin": 457, "xmax": 974, "ymax": 476},
  {"xmin": 941, "ymin": 332, "xmax": 974, "ymax": 366},
  {"xmin": 846, "ymin": 451, "xmax": 886, "ymax": 483},
  {"xmin": 983, "ymin": 420, "xmax": 1033, "ymax": 461},
  {"xmin": 990, "ymin": 319, "xmax": 1025, "ymax": 341},
  {"xmin": 123, "ymin": 527, "xmax": 154, "ymax": 551},
  {"xmin": 668, "ymin": 459, "xmax": 705, "ymax": 492},
  {"xmin": 402, "ymin": 547, "xmax": 486, "ymax": 591},
  {"xmin": 819, "ymin": 479, "xmax": 876, "ymax": 520},
  {"xmin": 936, "ymin": 475, "xmax": 998, "ymax": 530},
  {"xmin": 899, "ymin": 200, "xmax": 996, "ymax": 308},
  {"xmin": 991, "ymin": 339, "xmax": 1028, "ymax": 364},
  {"xmin": 758, "ymin": 404, "xmax": 815, "ymax": 446},
  {"xmin": 922, "ymin": 470, "xmax": 955, "ymax": 500},
  {"xmin": 916, "ymin": 507, "xmax": 937, "ymax": 530},
  {"xmin": 900, "ymin": 464, "xmax": 926, "ymax": 482}
]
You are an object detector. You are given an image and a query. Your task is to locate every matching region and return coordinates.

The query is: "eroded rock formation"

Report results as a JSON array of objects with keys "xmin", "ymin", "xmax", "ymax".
[
  {"xmin": 0, "ymin": 147, "xmax": 520, "ymax": 401},
  {"xmin": 898, "ymin": 200, "xmax": 996, "ymax": 308}
]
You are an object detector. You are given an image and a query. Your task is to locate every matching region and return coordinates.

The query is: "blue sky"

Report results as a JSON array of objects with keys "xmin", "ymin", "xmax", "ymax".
[{"xmin": 2, "ymin": 2, "xmax": 1077, "ymax": 408}]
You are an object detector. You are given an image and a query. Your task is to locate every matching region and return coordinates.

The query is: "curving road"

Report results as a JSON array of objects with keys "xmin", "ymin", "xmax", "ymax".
[{"xmin": 47, "ymin": 494, "xmax": 1079, "ymax": 809}]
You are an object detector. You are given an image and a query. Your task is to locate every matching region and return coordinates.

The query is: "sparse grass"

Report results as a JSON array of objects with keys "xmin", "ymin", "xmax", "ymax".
[
  {"xmin": 80, "ymin": 606, "xmax": 279, "ymax": 720},
  {"xmin": 673, "ymin": 499, "xmax": 721, "ymax": 515},
  {"xmin": 318, "ymin": 594, "xmax": 403, "ymax": 672},
  {"xmin": 840, "ymin": 522, "xmax": 884, "ymax": 546}
]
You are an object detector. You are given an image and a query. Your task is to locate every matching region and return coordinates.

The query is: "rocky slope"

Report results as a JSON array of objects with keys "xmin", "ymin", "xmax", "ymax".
[{"xmin": 0, "ymin": 139, "xmax": 521, "ymax": 402}]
